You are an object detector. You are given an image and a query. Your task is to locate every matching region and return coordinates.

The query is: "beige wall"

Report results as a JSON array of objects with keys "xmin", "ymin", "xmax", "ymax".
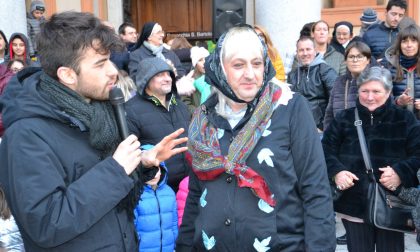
[{"xmin": 56, "ymin": 0, "xmax": 81, "ymax": 12}]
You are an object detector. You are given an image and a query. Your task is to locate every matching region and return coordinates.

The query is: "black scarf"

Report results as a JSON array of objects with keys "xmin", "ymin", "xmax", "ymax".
[
  {"xmin": 400, "ymin": 54, "xmax": 418, "ymax": 69},
  {"xmin": 38, "ymin": 73, "xmax": 142, "ymax": 219}
]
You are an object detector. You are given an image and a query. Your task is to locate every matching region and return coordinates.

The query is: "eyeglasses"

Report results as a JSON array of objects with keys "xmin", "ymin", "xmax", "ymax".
[{"xmin": 347, "ymin": 55, "xmax": 366, "ymax": 61}]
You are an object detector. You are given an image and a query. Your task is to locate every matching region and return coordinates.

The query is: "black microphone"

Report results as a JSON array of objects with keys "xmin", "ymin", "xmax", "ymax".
[{"xmin": 109, "ymin": 86, "xmax": 130, "ymax": 140}]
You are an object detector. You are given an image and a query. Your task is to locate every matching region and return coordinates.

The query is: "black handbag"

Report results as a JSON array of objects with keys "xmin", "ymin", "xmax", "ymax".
[{"xmin": 354, "ymin": 108, "xmax": 415, "ymax": 233}]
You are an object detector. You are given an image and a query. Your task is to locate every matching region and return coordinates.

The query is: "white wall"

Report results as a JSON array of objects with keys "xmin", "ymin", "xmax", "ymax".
[
  {"xmin": 255, "ymin": 0, "xmax": 321, "ymax": 72},
  {"xmin": 0, "ymin": 0, "xmax": 27, "ymax": 41}
]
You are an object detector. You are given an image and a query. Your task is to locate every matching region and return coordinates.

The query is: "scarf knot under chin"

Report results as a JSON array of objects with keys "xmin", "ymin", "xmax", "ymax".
[{"xmin": 189, "ymin": 83, "xmax": 282, "ymax": 207}]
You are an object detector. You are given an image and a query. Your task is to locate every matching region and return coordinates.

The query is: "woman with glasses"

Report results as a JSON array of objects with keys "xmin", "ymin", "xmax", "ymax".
[
  {"xmin": 381, "ymin": 24, "xmax": 420, "ymax": 119},
  {"xmin": 324, "ymin": 41, "xmax": 372, "ymax": 130}
]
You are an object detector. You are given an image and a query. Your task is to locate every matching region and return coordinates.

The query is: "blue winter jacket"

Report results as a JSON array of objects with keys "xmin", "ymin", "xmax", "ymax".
[
  {"xmin": 362, "ymin": 21, "xmax": 399, "ymax": 60},
  {"xmin": 134, "ymin": 164, "xmax": 178, "ymax": 252}
]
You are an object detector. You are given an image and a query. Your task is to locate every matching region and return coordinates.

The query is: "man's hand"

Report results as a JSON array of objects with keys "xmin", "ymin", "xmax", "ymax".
[
  {"xmin": 113, "ymin": 134, "xmax": 142, "ymax": 175},
  {"xmin": 141, "ymin": 128, "xmax": 188, "ymax": 167}
]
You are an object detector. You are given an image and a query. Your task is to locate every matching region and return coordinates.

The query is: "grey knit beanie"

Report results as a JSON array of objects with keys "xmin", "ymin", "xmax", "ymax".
[{"xmin": 30, "ymin": 0, "xmax": 45, "ymax": 13}]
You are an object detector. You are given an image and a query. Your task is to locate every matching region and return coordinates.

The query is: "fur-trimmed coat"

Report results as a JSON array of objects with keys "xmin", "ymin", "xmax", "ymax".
[{"xmin": 322, "ymin": 98, "xmax": 420, "ymax": 219}]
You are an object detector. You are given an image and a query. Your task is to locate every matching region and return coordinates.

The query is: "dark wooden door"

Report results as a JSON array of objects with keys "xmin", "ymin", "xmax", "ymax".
[{"xmin": 131, "ymin": 0, "xmax": 212, "ymax": 34}]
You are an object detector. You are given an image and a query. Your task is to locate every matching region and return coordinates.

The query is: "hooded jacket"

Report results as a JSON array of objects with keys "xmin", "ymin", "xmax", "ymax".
[
  {"xmin": 3, "ymin": 33, "xmax": 39, "ymax": 67},
  {"xmin": 26, "ymin": 11, "xmax": 45, "ymax": 56},
  {"xmin": 288, "ymin": 53, "xmax": 338, "ymax": 129},
  {"xmin": 362, "ymin": 21, "xmax": 399, "ymax": 60},
  {"xmin": 134, "ymin": 163, "xmax": 178, "ymax": 252},
  {"xmin": 125, "ymin": 58, "xmax": 191, "ymax": 191},
  {"xmin": 0, "ymin": 67, "xmax": 137, "ymax": 251}
]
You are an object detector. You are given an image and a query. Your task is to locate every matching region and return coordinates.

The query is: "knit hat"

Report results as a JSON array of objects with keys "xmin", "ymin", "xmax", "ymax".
[
  {"xmin": 190, "ymin": 46, "xmax": 209, "ymax": 67},
  {"xmin": 360, "ymin": 8, "xmax": 377, "ymax": 24},
  {"xmin": 30, "ymin": 0, "xmax": 45, "ymax": 13},
  {"xmin": 136, "ymin": 22, "xmax": 157, "ymax": 49}
]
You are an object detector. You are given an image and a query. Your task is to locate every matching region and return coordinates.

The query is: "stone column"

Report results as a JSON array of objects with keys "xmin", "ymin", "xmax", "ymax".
[
  {"xmin": 107, "ymin": 0, "xmax": 123, "ymax": 32},
  {"xmin": 255, "ymin": 0, "xmax": 321, "ymax": 74},
  {"xmin": 0, "ymin": 0, "xmax": 27, "ymax": 40}
]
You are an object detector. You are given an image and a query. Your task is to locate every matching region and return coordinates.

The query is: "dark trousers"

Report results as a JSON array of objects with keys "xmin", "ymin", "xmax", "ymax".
[{"xmin": 342, "ymin": 219, "xmax": 404, "ymax": 252}]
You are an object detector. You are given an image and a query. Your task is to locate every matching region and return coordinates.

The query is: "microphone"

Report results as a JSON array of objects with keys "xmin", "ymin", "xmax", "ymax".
[{"xmin": 109, "ymin": 86, "xmax": 130, "ymax": 140}]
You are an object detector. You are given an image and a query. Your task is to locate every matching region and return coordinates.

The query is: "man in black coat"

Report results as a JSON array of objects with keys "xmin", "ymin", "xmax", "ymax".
[
  {"xmin": 126, "ymin": 57, "xmax": 191, "ymax": 192},
  {"xmin": 0, "ymin": 12, "xmax": 187, "ymax": 252},
  {"xmin": 288, "ymin": 36, "xmax": 337, "ymax": 131}
]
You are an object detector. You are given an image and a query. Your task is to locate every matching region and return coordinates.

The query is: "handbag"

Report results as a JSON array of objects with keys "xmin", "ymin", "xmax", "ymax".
[{"xmin": 354, "ymin": 108, "xmax": 415, "ymax": 233}]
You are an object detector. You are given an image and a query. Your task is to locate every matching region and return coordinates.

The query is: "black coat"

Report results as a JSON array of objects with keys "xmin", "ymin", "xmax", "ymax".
[
  {"xmin": 322, "ymin": 98, "xmax": 420, "ymax": 219},
  {"xmin": 288, "ymin": 55, "xmax": 338, "ymax": 130},
  {"xmin": 177, "ymin": 83, "xmax": 336, "ymax": 251},
  {"xmin": 0, "ymin": 68, "xmax": 137, "ymax": 251},
  {"xmin": 128, "ymin": 45, "xmax": 186, "ymax": 81}
]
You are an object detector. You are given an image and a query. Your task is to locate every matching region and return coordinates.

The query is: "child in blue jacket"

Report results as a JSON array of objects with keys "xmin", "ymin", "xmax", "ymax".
[{"xmin": 134, "ymin": 145, "xmax": 178, "ymax": 252}]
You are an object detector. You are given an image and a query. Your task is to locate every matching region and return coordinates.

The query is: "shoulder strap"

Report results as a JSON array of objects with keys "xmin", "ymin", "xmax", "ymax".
[{"xmin": 354, "ymin": 108, "xmax": 373, "ymax": 174}]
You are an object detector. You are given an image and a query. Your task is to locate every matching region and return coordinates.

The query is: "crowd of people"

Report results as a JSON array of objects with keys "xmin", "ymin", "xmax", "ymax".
[{"xmin": 1, "ymin": 0, "xmax": 420, "ymax": 251}]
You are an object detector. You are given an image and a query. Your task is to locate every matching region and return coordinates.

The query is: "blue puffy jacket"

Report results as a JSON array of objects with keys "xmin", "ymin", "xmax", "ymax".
[
  {"xmin": 134, "ymin": 163, "xmax": 178, "ymax": 252},
  {"xmin": 362, "ymin": 22, "xmax": 399, "ymax": 60}
]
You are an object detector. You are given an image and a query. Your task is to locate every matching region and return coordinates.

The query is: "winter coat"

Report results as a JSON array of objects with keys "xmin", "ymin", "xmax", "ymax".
[
  {"xmin": 176, "ymin": 82, "xmax": 336, "ymax": 252},
  {"xmin": 193, "ymin": 75, "xmax": 211, "ymax": 104},
  {"xmin": 271, "ymin": 54, "xmax": 286, "ymax": 82},
  {"xmin": 322, "ymin": 98, "xmax": 420, "ymax": 219},
  {"xmin": 126, "ymin": 58, "xmax": 191, "ymax": 191},
  {"xmin": 362, "ymin": 22, "xmax": 399, "ymax": 60},
  {"xmin": 128, "ymin": 45, "xmax": 186, "ymax": 81},
  {"xmin": 0, "ymin": 67, "xmax": 137, "ymax": 252},
  {"xmin": 134, "ymin": 165, "xmax": 178, "ymax": 252},
  {"xmin": 323, "ymin": 71, "xmax": 358, "ymax": 130},
  {"xmin": 291, "ymin": 45, "xmax": 346, "ymax": 76},
  {"xmin": 288, "ymin": 53, "xmax": 338, "ymax": 130},
  {"xmin": 324, "ymin": 45, "xmax": 346, "ymax": 75},
  {"xmin": 173, "ymin": 48, "xmax": 193, "ymax": 74},
  {"xmin": 0, "ymin": 65, "xmax": 14, "ymax": 136},
  {"xmin": 0, "ymin": 216, "xmax": 25, "ymax": 252},
  {"xmin": 381, "ymin": 47, "xmax": 420, "ymax": 119},
  {"xmin": 176, "ymin": 176, "xmax": 189, "ymax": 227},
  {"xmin": 26, "ymin": 12, "xmax": 45, "ymax": 56}
]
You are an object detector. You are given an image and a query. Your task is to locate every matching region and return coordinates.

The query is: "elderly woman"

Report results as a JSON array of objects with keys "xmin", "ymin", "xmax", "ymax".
[
  {"xmin": 323, "ymin": 41, "xmax": 372, "ymax": 130},
  {"xmin": 322, "ymin": 66, "xmax": 420, "ymax": 252},
  {"xmin": 176, "ymin": 25, "xmax": 335, "ymax": 251},
  {"xmin": 381, "ymin": 24, "xmax": 420, "ymax": 119}
]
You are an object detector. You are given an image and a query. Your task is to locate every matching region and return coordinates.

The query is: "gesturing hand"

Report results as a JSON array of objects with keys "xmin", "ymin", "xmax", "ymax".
[
  {"xmin": 397, "ymin": 88, "xmax": 413, "ymax": 106},
  {"xmin": 141, "ymin": 128, "xmax": 188, "ymax": 168},
  {"xmin": 113, "ymin": 134, "xmax": 142, "ymax": 175}
]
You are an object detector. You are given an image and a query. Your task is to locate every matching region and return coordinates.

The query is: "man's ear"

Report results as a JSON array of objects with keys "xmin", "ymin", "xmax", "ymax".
[{"xmin": 56, "ymin": 66, "xmax": 77, "ymax": 90}]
